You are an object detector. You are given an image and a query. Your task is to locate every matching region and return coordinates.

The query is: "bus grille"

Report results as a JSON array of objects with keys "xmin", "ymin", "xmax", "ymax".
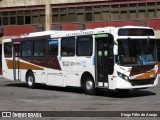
[{"xmin": 129, "ymin": 78, "xmax": 155, "ymax": 86}]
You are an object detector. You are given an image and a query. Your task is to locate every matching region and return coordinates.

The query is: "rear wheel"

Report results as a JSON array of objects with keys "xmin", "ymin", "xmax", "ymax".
[
  {"xmin": 26, "ymin": 72, "xmax": 36, "ymax": 88},
  {"xmin": 84, "ymin": 77, "xmax": 95, "ymax": 95}
]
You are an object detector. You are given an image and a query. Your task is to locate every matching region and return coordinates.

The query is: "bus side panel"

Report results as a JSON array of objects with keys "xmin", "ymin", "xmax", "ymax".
[
  {"xmin": 108, "ymin": 64, "xmax": 119, "ymax": 90},
  {"xmin": 59, "ymin": 56, "xmax": 95, "ymax": 87},
  {"xmin": 2, "ymin": 59, "xmax": 14, "ymax": 81},
  {"xmin": 41, "ymin": 68, "xmax": 47, "ymax": 84},
  {"xmin": 33, "ymin": 70, "xmax": 44, "ymax": 84},
  {"xmin": 20, "ymin": 70, "xmax": 26, "ymax": 82},
  {"xmin": 66, "ymin": 73, "xmax": 80, "ymax": 87},
  {"xmin": 59, "ymin": 57, "xmax": 80, "ymax": 87},
  {"xmin": 47, "ymin": 68, "xmax": 63, "ymax": 87}
]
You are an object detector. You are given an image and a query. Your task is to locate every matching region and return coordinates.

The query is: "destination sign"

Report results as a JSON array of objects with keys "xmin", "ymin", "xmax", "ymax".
[{"xmin": 118, "ymin": 28, "xmax": 155, "ymax": 36}]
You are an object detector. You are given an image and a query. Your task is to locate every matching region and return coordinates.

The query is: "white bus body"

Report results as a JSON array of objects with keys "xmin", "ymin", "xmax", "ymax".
[{"xmin": 2, "ymin": 26, "xmax": 158, "ymax": 94}]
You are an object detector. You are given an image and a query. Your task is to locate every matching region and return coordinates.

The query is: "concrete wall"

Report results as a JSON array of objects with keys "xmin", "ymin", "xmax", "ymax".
[
  {"xmin": 0, "ymin": 0, "xmax": 111, "ymax": 7},
  {"xmin": 155, "ymin": 30, "xmax": 160, "ymax": 39}
]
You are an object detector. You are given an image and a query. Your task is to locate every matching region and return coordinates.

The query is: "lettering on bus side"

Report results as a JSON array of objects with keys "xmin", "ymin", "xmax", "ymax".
[
  {"xmin": 62, "ymin": 61, "xmax": 81, "ymax": 67},
  {"xmin": 63, "ymin": 61, "xmax": 70, "ymax": 66},
  {"xmin": 66, "ymin": 31, "xmax": 94, "ymax": 37},
  {"xmin": 71, "ymin": 62, "xmax": 81, "ymax": 66}
]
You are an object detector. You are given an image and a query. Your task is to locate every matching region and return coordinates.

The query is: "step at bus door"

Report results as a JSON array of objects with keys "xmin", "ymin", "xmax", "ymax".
[
  {"xmin": 13, "ymin": 42, "xmax": 21, "ymax": 81},
  {"xmin": 95, "ymin": 34, "xmax": 114, "ymax": 87}
]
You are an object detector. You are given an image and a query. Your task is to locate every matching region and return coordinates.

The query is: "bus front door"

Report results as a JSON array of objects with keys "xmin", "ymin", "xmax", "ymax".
[
  {"xmin": 96, "ymin": 34, "xmax": 114, "ymax": 87},
  {"xmin": 13, "ymin": 42, "xmax": 21, "ymax": 81},
  {"xmin": 96, "ymin": 38, "xmax": 109, "ymax": 87}
]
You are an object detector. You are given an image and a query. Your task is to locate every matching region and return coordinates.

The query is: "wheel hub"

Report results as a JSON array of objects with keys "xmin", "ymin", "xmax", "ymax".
[
  {"xmin": 28, "ymin": 76, "xmax": 33, "ymax": 86},
  {"xmin": 86, "ymin": 81, "xmax": 93, "ymax": 90}
]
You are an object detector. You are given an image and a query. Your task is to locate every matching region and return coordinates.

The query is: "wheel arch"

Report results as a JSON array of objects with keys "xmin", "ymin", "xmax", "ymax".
[{"xmin": 80, "ymin": 71, "xmax": 95, "ymax": 88}]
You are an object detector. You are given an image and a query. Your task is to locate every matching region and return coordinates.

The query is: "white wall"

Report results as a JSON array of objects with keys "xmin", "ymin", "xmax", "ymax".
[{"xmin": 155, "ymin": 30, "xmax": 160, "ymax": 39}]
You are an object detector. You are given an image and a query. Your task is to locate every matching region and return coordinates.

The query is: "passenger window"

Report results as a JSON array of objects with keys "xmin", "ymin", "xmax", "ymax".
[
  {"xmin": 48, "ymin": 40, "xmax": 58, "ymax": 56},
  {"xmin": 33, "ymin": 40, "xmax": 45, "ymax": 57},
  {"xmin": 76, "ymin": 36, "xmax": 93, "ymax": 56},
  {"xmin": 61, "ymin": 37, "xmax": 75, "ymax": 56},
  {"xmin": 21, "ymin": 41, "xmax": 32, "ymax": 57}
]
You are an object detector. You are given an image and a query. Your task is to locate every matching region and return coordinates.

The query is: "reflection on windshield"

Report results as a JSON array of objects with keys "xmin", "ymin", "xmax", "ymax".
[{"xmin": 116, "ymin": 39, "xmax": 157, "ymax": 66}]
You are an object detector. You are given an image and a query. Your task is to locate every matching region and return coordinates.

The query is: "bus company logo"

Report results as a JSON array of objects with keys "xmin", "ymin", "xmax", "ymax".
[
  {"xmin": 71, "ymin": 62, "xmax": 81, "ymax": 66},
  {"xmin": 63, "ymin": 61, "xmax": 70, "ymax": 66},
  {"xmin": 2, "ymin": 112, "xmax": 11, "ymax": 117}
]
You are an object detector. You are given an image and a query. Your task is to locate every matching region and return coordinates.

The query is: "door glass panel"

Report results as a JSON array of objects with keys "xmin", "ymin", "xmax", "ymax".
[
  {"xmin": 97, "ymin": 38, "xmax": 108, "ymax": 83},
  {"xmin": 14, "ymin": 44, "xmax": 21, "ymax": 57}
]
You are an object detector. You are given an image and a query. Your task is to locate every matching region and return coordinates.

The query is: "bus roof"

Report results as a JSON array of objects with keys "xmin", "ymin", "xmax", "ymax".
[{"xmin": 14, "ymin": 26, "xmax": 154, "ymax": 40}]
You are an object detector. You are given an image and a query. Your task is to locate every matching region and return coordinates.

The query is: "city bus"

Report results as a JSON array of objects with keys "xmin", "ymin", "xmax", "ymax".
[{"xmin": 2, "ymin": 26, "xmax": 158, "ymax": 95}]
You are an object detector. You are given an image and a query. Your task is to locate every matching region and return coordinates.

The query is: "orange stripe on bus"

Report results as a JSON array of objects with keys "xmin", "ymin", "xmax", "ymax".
[
  {"xmin": 6, "ymin": 59, "xmax": 44, "ymax": 70},
  {"xmin": 132, "ymin": 70, "xmax": 156, "ymax": 80}
]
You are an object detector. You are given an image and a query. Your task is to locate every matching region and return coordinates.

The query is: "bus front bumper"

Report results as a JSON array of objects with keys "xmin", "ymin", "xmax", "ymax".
[{"xmin": 114, "ymin": 75, "xmax": 158, "ymax": 90}]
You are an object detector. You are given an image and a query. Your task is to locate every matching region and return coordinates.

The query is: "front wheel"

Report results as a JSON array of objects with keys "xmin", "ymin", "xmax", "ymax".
[
  {"xmin": 84, "ymin": 77, "xmax": 95, "ymax": 95},
  {"xmin": 26, "ymin": 72, "xmax": 36, "ymax": 89}
]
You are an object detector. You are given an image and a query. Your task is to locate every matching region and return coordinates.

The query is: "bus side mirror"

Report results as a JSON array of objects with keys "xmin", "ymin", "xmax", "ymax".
[{"xmin": 114, "ymin": 45, "xmax": 118, "ymax": 55}]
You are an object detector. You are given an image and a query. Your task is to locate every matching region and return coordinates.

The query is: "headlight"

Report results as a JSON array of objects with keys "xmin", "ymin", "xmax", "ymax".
[{"xmin": 117, "ymin": 72, "xmax": 129, "ymax": 81}]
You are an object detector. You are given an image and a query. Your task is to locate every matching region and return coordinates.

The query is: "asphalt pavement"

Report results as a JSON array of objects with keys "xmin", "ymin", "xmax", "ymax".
[{"xmin": 0, "ymin": 77, "xmax": 160, "ymax": 120}]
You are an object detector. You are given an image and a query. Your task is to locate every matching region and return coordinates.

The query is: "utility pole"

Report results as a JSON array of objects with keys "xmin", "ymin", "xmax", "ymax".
[{"xmin": 45, "ymin": 0, "xmax": 51, "ymax": 31}]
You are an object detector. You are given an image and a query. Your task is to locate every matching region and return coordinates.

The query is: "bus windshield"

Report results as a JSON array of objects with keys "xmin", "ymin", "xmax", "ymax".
[{"xmin": 116, "ymin": 39, "xmax": 157, "ymax": 66}]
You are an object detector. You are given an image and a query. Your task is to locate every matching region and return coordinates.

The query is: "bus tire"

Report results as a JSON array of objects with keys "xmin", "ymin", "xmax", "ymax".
[
  {"xmin": 26, "ymin": 72, "xmax": 36, "ymax": 89},
  {"xmin": 84, "ymin": 77, "xmax": 95, "ymax": 95}
]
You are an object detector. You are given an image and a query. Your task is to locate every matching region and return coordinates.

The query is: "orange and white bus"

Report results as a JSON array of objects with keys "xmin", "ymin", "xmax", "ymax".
[{"xmin": 2, "ymin": 26, "xmax": 158, "ymax": 95}]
